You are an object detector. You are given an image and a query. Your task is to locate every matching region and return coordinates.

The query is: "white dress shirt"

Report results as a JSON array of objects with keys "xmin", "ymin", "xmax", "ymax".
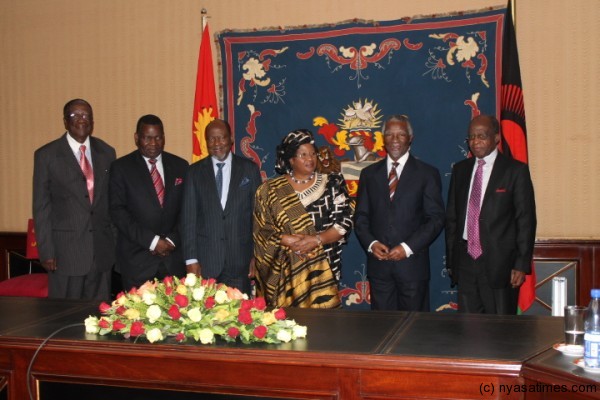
[{"xmin": 462, "ymin": 148, "xmax": 498, "ymax": 240}]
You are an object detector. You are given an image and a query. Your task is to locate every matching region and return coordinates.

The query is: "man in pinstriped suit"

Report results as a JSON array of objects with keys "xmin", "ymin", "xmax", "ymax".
[
  {"xmin": 33, "ymin": 99, "xmax": 116, "ymax": 300},
  {"xmin": 181, "ymin": 119, "xmax": 261, "ymax": 295}
]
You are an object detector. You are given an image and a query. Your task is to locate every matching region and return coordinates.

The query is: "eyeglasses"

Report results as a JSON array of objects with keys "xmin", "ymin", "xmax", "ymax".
[
  {"xmin": 67, "ymin": 113, "xmax": 92, "ymax": 121},
  {"xmin": 466, "ymin": 134, "xmax": 492, "ymax": 142},
  {"xmin": 295, "ymin": 152, "xmax": 317, "ymax": 160}
]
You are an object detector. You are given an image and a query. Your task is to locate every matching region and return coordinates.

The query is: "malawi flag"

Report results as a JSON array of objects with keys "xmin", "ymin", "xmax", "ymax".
[
  {"xmin": 192, "ymin": 23, "xmax": 218, "ymax": 163},
  {"xmin": 499, "ymin": 3, "xmax": 536, "ymax": 314}
]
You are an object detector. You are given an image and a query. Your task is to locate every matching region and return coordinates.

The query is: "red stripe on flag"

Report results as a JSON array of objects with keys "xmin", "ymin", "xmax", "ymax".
[{"xmin": 192, "ymin": 24, "xmax": 219, "ymax": 163}]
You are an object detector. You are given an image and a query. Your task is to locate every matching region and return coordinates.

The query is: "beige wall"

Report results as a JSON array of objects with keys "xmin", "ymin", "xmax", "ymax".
[{"xmin": 1, "ymin": 0, "xmax": 598, "ymax": 238}]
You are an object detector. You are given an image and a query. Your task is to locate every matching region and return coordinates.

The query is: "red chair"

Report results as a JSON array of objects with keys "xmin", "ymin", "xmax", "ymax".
[{"xmin": 0, "ymin": 219, "xmax": 48, "ymax": 298}]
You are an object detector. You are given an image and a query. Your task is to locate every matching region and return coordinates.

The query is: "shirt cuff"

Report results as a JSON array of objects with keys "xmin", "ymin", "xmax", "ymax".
[
  {"xmin": 401, "ymin": 242, "xmax": 413, "ymax": 258},
  {"xmin": 367, "ymin": 240, "xmax": 379, "ymax": 253},
  {"xmin": 149, "ymin": 235, "xmax": 160, "ymax": 251}
]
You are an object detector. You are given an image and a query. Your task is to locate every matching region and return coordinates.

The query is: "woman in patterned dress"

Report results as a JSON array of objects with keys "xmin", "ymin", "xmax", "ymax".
[{"xmin": 253, "ymin": 129, "xmax": 353, "ymax": 308}]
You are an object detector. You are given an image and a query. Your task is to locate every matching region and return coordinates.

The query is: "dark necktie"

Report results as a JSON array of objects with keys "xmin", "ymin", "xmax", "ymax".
[
  {"xmin": 216, "ymin": 162, "xmax": 225, "ymax": 202},
  {"xmin": 467, "ymin": 159, "xmax": 486, "ymax": 259},
  {"xmin": 149, "ymin": 158, "xmax": 165, "ymax": 207},
  {"xmin": 79, "ymin": 145, "xmax": 94, "ymax": 204},
  {"xmin": 388, "ymin": 162, "xmax": 399, "ymax": 200}
]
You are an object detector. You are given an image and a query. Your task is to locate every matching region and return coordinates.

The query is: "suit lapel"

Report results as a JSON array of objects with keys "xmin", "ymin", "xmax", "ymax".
[
  {"xmin": 224, "ymin": 156, "xmax": 242, "ymax": 215},
  {"xmin": 372, "ymin": 159, "xmax": 389, "ymax": 199},
  {"xmin": 58, "ymin": 135, "xmax": 91, "ymax": 207},
  {"xmin": 133, "ymin": 152, "xmax": 162, "ymax": 208},
  {"xmin": 393, "ymin": 155, "xmax": 416, "ymax": 202},
  {"xmin": 481, "ymin": 153, "xmax": 507, "ymax": 211}
]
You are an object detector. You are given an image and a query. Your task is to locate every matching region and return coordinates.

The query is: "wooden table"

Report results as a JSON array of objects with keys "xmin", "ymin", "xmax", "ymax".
[{"xmin": 0, "ymin": 297, "xmax": 577, "ymax": 399}]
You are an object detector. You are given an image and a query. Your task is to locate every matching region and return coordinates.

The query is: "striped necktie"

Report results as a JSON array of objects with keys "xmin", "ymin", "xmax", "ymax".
[
  {"xmin": 388, "ymin": 162, "xmax": 399, "ymax": 200},
  {"xmin": 149, "ymin": 158, "xmax": 165, "ymax": 207},
  {"xmin": 79, "ymin": 145, "xmax": 94, "ymax": 204}
]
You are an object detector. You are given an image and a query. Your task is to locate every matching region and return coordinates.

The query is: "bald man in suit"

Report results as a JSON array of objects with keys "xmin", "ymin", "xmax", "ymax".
[
  {"xmin": 109, "ymin": 114, "xmax": 188, "ymax": 291},
  {"xmin": 445, "ymin": 115, "xmax": 536, "ymax": 314},
  {"xmin": 33, "ymin": 99, "xmax": 116, "ymax": 300},
  {"xmin": 181, "ymin": 119, "xmax": 262, "ymax": 295}
]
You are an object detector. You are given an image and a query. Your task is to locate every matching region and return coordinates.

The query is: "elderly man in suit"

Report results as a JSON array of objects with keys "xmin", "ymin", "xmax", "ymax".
[
  {"xmin": 355, "ymin": 114, "xmax": 445, "ymax": 311},
  {"xmin": 181, "ymin": 119, "xmax": 262, "ymax": 295},
  {"xmin": 109, "ymin": 114, "xmax": 189, "ymax": 291},
  {"xmin": 33, "ymin": 98, "xmax": 116, "ymax": 300},
  {"xmin": 445, "ymin": 114, "xmax": 536, "ymax": 314}
]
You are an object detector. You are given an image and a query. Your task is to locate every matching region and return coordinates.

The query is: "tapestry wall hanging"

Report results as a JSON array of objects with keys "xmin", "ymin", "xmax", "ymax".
[{"xmin": 217, "ymin": 6, "xmax": 513, "ymax": 311}]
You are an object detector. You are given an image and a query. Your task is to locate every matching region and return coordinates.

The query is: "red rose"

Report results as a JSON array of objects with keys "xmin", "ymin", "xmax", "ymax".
[
  {"xmin": 165, "ymin": 286, "xmax": 173, "ymax": 296},
  {"xmin": 207, "ymin": 278, "xmax": 216, "ymax": 286},
  {"xmin": 112, "ymin": 320, "xmax": 126, "ymax": 331},
  {"xmin": 163, "ymin": 276, "xmax": 173, "ymax": 287},
  {"xmin": 98, "ymin": 319, "xmax": 110, "ymax": 329},
  {"xmin": 228, "ymin": 327, "xmax": 240, "ymax": 338},
  {"xmin": 175, "ymin": 294, "xmax": 189, "ymax": 308},
  {"xmin": 99, "ymin": 302, "xmax": 111, "ymax": 314},
  {"xmin": 238, "ymin": 309, "xmax": 253, "ymax": 325},
  {"xmin": 128, "ymin": 287, "xmax": 137, "ymax": 295},
  {"xmin": 240, "ymin": 299, "xmax": 253, "ymax": 311},
  {"xmin": 116, "ymin": 306, "xmax": 126, "ymax": 315},
  {"xmin": 274, "ymin": 308, "xmax": 286, "ymax": 320},
  {"xmin": 253, "ymin": 325, "xmax": 267, "ymax": 339},
  {"xmin": 116, "ymin": 291, "xmax": 125, "ymax": 300},
  {"xmin": 168, "ymin": 305, "xmax": 181, "ymax": 320},
  {"xmin": 129, "ymin": 321, "xmax": 145, "ymax": 337},
  {"xmin": 205, "ymin": 296, "xmax": 215, "ymax": 309},
  {"xmin": 175, "ymin": 332, "xmax": 186, "ymax": 342},
  {"xmin": 253, "ymin": 297, "xmax": 267, "ymax": 311}
]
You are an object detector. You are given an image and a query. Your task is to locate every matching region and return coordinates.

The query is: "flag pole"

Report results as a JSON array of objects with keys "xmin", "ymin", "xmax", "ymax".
[{"xmin": 201, "ymin": 8, "xmax": 208, "ymax": 31}]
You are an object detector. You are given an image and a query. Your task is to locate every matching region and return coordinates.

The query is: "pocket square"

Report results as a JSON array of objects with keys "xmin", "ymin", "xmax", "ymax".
[
  {"xmin": 495, "ymin": 188, "xmax": 507, "ymax": 193},
  {"xmin": 175, "ymin": 178, "xmax": 184, "ymax": 186},
  {"xmin": 239, "ymin": 177, "xmax": 250, "ymax": 187}
]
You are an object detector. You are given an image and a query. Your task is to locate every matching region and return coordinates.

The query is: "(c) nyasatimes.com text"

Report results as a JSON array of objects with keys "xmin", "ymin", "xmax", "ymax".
[{"xmin": 479, "ymin": 382, "xmax": 598, "ymax": 396}]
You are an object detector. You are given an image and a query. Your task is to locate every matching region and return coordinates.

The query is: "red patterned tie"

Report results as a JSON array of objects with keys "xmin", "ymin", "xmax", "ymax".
[
  {"xmin": 467, "ymin": 159, "xmax": 486, "ymax": 259},
  {"xmin": 149, "ymin": 158, "xmax": 165, "ymax": 207},
  {"xmin": 388, "ymin": 162, "xmax": 399, "ymax": 200},
  {"xmin": 79, "ymin": 145, "xmax": 94, "ymax": 204}
]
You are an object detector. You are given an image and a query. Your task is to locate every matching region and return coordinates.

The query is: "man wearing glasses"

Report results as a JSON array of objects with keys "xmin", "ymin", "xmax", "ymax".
[
  {"xmin": 445, "ymin": 114, "xmax": 536, "ymax": 314},
  {"xmin": 33, "ymin": 98, "xmax": 116, "ymax": 300}
]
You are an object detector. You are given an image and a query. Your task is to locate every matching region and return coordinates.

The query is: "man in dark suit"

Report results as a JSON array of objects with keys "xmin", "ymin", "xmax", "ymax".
[
  {"xmin": 33, "ymin": 98, "xmax": 116, "ymax": 300},
  {"xmin": 355, "ymin": 115, "xmax": 445, "ymax": 311},
  {"xmin": 109, "ymin": 114, "xmax": 189, "ymax": 291},
  {"xmin": 181, "ymin": 119, "xmax": 262, "ymax": 295},
  {"xmin": 445, "ymin": 115, "xmax": 536, "ymax": 314}
]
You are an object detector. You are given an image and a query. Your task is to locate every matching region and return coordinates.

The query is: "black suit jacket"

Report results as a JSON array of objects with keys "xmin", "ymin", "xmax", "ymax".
[
  {"xmin": 33, "ymin": 134, "xmax": 116, "ymax": 276},
  {"xmin": 181, "ymin": 154, "xmax": 261, "ymax": 279},
  {"xmin": 109, "ymin": 150, "xmax": 189, "ymax": 288},
  {"xmin": 354, "ymin": 155, "xmax": 445, "ymax": 282},
  {"xmin": 445, "ymin": 152, "xmax": 537, "ymax": 288}
]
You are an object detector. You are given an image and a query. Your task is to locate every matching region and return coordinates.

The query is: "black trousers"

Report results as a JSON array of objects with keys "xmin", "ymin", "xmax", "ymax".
[{"xmin": 456, "ymin": 241, "xmax": 518, "ymax": 315}]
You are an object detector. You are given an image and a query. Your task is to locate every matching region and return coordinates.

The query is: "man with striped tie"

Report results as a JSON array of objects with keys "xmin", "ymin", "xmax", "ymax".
[
  {"xmin": 33, "ymin": 99, "xmax": 116, "ymax": 299},
  {"xmin": 355, "ymin": 115, "xmax": 445, "ymax": 311},
  {"xmin": 109, "ymin": 114, "xmax": 188, "ymax": 291}
]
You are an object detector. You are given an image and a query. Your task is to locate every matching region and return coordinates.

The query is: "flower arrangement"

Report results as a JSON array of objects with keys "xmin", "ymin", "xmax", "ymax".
[{"xmin": 84, "ymin": 273, "xmax": 307, "ymax": 344}]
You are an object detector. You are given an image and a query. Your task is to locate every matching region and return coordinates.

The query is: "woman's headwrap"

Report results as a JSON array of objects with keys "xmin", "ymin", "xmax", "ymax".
[{"xmin": 274, "ymin": 129, "xmax": 315, "ymax": 175}]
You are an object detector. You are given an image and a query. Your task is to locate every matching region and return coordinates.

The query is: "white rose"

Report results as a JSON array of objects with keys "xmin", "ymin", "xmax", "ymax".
[
  {"xmin": 84, "ymin": 316, "xmax": 99, "ymax": 333},
  {"xmin": 276, "ymin": 329, "xmax": 292, "ymax": 343},
  {"xmin": 192, "ymin": 287, "xmax": 205, "ymax": 301},
  {"xmin": 285, "ymin": 319, "xmax": 297, "ymax": 327},
  {"xmin": 185, "ymin": 273, "xmax": 197, "ymax": 287},
  {"xmin": 292, "ymin": 325, "xmax": 307, "ymax": 339},
  {"xmin": 188, "ymin": 307, "xmax": 202, "ymax": 322},
  {"xmin": 146, "ymin": 304, "xmax": 162, "ymax": 323},
  {"xmin": 146, "ymin": 328, "xmax": 164, "ymax": 343},
  {"xmin": 199, "ymin": 328, "xmax": 214, "ymax": 344},
  {"xmin": 214, "ymin": 290, "xmax": 229, "ymax": 304},
  {"xmin": 142, "ymin": 292, "xmax": 156, "ymax": 305}
]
